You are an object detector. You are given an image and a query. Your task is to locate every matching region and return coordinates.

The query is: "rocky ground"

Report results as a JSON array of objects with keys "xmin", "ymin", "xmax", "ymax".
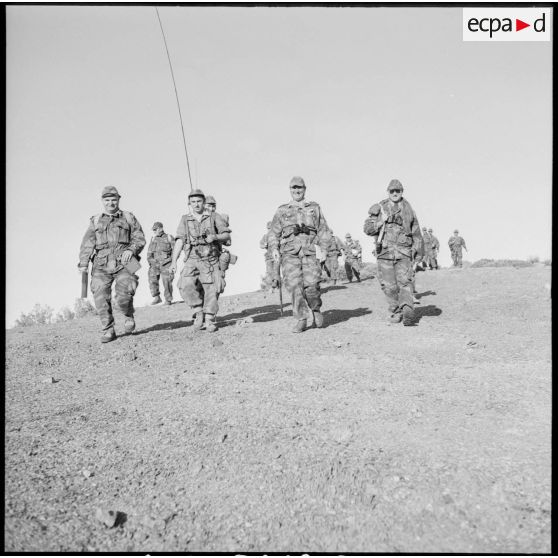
[{"xmin": 4, "ymin": 265, "xmax": 552, "ymax": 552}]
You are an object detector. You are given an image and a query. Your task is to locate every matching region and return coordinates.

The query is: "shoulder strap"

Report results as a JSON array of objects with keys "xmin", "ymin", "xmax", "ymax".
[{"xmin": 122, "ymin": 210, "xmax": 134, "ymax": 227}]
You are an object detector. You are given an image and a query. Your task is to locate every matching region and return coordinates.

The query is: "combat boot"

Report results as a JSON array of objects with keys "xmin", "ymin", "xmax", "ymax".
[
  {"xmin": 313, "ymin": 311, "xmax": 324, "ymax": 328},
  {"xmin": 292, "ymin": 319, "xmax": 307, "ymax": 333},
  {"xmin": 402, "ymin": 305, "xmax": 416, "ymax": 326},
  {"xmin": 124, "ymin": 317, "xmax": 136, "ymax": 333},
  {"xmin": 389, "ymin": 312, "xmax": 402, "ymax": 324},
  {"xmin": 193, "ymin": 311, "xmax": 204, "ymax": 330},
  {"xmin": 101, "ymin": 328, "xmax": 116, "ymax": 343},
  {"xmin": 164, "ymin": 300, "xmax": 172, "ymax": 306},
  {"xmin": 205, "ymin": 314, "xmax": 217, "ymax": 333},
  {"xmin": 150, "ymin": 295, "xmax": 162, "ymax": 305}
]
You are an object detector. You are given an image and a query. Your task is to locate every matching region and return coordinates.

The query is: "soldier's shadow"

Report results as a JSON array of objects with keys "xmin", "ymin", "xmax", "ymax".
[
  {"xmin": 322, "ymin": 307, "xmax": 372, "ymax": 327},
  {"xmin": 135, "ymin": 320, "xmax": 193, "ymax": 334},
  {"xmin": 414, "ymin": 305, "xmax": 442, "ymax": 323},
  {"xmin": 218, "ymin": 303, "xmax": 292, "ymax": 328},
  {"xmin": 415, "ymin": 290, "xmax": 437, "ymax": 299}
]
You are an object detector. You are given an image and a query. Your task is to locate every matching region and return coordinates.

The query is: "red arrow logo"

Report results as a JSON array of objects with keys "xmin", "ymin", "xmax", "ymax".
[{"xmin": 516, "ymin": 19, "xmax": 530, "ymax": 31}]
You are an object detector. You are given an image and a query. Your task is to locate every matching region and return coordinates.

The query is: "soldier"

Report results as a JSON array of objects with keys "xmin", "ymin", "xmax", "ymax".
[
  {"xmin": 260, "ymin": 221, "xmax": 279, "ymax": 291},
  {"xmin": 421, "ymin": 227, "xmax": 432, "ymax": 269},
  {"xmin": 78, "ymin": 186, "xmax": 146, "ymax": 343},
  {"xmin": 268, "ymin": 176, "xmax": 332, "ymax": 333},
  {"xmin": 205, "ymin": 194, "xmax": 235, "ymax": 287},
  {"xmin": 147, "ymin": 222, "xmax": 175, "ymax": 305},
  {"xmin": 343, "ymin": 233, "xmax": 362, "ymax": 283},
  {"xmin": 448, "ymin": 229, "xmax": 467, "ymax": 267},
  {"xmin": 429, "ymin": 228, "xmax": 439, "ymax": 269},
  {"xmin": 170, "ymin": 189, "xmax": 231, "ymax": 333},
  {"xmin": 363, "ymin": 179, "xmax": 422, "ymax": 325},
  {"xmin": 322, "ymin": 230, "xmax": 344, "ymax": 285}
]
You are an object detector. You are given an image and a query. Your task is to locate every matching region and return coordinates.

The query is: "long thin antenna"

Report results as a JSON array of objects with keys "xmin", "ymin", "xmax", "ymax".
[{"xmin": 155, "ymin": 7, "xmax": 194, "ymax": 191}]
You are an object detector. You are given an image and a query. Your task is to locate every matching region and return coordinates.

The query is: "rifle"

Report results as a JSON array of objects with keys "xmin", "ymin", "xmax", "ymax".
[{"xmin": 81, "ymin": 269, "xmax": 88, "ymax": 298}]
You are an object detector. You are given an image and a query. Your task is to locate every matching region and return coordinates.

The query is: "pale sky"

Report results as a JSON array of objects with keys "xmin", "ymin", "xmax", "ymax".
[{"xmin": 6, "ymin": 5, "xmax": 553, "ymax": 327}]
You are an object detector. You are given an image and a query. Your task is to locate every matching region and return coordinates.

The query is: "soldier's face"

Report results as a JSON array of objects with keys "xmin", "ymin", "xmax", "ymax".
[
  {"xmin": 102, "ymin": 195, "xmax": 120, "ymax": 213},
  {"xmin": 388, "ymin": 188, "xmax": 403, "ymax": 202},
  {"xmin": 206, "ymin": 204, "xmax": 216, "ymax": 213},
  {"xmin": 153, "ymin": 226, "xmax": 163, "ymax": 235},
  {"xmin": 290, "ymin": 186, "xmax": 305, "ymax": 202},
  {"xmin": 189, "ymin": 196, "xmax": 205, "ymax": 214}
]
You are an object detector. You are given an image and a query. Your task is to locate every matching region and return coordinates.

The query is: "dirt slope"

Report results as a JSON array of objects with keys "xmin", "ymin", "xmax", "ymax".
[{"xmin": 4, "ymin": 266, "xmax": 551, "ymax": 552}]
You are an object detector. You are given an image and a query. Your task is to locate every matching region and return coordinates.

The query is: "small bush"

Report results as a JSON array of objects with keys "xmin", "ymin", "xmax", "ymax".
[
  {"xmin": 14, "ymin": 304, "xmax": 54, "ymax": 327},
  {"xmin": 543, "ymin": 259, "xmax": 552, "ymax": 266},
  {"xmin": 74, "ymin": 298, "xmax": 97, "ymax": 318},
  {"xmin": 471, "ymin": 259, "xmax": 532, "ymax": 269},
  {"xmin": 55, "ymin": 306, "xmax": 75, "ymax": 323},
  {"xmin": 527, "ymin": 255, "xmax": 540, "ymax": 264}
]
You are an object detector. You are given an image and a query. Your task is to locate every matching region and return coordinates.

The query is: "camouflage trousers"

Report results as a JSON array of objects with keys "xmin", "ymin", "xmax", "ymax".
[
  {"xmin": 344, "ymin": 258, "xmax": 361, "ymax": 282},
  {"xmin": 265, "ymin": 258, "xmax": 279, "ymax": 288},
  {"xmin": 281, "ymin": 253, "xmax": 322, "ymax": 319},
  {"xmin": 178, "ymin": 255, "xmax": 219, "ymax": 315},
  {"xmin": 377, "ymin": 256, "xmax": 414, "ymax": 314},
  {"xmin": 451, "ymin": 249, "xmax": 463, "ymax": 267},
  {"xmin": 323, "ymin": 256, "xmax": 340, "ymax": 282},
  {"xmin": 148, "ymin": 264, "xmax": 174, "ymax": 302},
  {"xmin": 91, "ymin": 266, "xmax": 138, "ymax": 332}
]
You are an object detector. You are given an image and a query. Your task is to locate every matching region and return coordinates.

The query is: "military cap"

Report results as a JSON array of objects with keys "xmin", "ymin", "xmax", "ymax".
[
  {"xmin": 152, "ymin": 221, "xmax": 163, "ymax": 230},
  {"xmin": 454, "ymin": 229, "xmax": 459, "ymax": 233},
  {"xmin": 422, "ymin": 227, "xmax": 427, "ymax": 231},
  {"xmin": 345, "ymin": 233, "xmax": 352, "ymax": 238},
  {"xmin": 205, "ymin": 195, "xmax": 216, "ymax": 205},
  {"xmin": 101, "ymin": 185, "xmax": 121, "ymax": 198},
  {"xmin": 289, "ymin": 176, "xmax": 306, "ymax": 188},
  {"xmin": 428, "ymin": 228, "xmax": 433, "ymax": 232},
  {"xmin": 387, "ymin": 179, "xmax": 404, "ymax": 191},
  {"xmin": 188, "ymin": 188, "xmax": 205, "ymax": 200}
]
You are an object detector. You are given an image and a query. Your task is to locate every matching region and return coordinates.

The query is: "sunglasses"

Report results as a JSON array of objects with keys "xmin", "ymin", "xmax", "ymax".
[{"xmin": 389, "ymin": 189, "xmax": 402, "ymax": 193}]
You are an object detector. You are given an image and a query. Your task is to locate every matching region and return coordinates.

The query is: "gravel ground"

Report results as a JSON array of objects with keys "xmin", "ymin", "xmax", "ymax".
[{"xmin": 4, "ymin": 265, "xmax": 551, "ymax": 552}]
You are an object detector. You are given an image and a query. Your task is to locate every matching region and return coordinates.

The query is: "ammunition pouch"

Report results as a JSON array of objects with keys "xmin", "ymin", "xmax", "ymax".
[{"xmin": 282, "ymin": 223, "xmax": 317, "ymax": 237}]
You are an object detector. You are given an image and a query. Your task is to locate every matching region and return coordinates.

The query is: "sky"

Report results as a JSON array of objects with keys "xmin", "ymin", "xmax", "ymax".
[{"xmin": 6, "ymin": 5, "xmax": 553, "ymax": 327}]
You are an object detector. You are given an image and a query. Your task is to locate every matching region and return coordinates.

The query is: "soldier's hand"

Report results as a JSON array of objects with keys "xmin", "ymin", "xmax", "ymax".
[
  {"xmin": 205, "ymin": 234, "xmax": 216, "ymax": 243},
  {"xmin": 121, "ymin": 250, "xmax": 133, "ymax": 264},
  {"xmin": 78, "ymin": 265, "xmax": 88, "ymax": 274},
  {"xmin": 272, "ymin": 249, "xmax": 280, "ymax": 263}
]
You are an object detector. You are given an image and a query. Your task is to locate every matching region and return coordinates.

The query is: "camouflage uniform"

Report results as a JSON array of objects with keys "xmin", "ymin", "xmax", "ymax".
[
  {"xmin": 260, "ymin": 223, "xmax": 279, "ymax": 289},
  {"xmin": 79, "ymin": 200, "xmax": 145, "ymax": 333},
  {"xmin": 343, "ymin": 236, "xmax": 362, "ymax": 282},
  {"xmin": 268, "ymin": 180, "xmax": 331, "ymax": 325},
  {"xmin": 147, "ymin": 227, "xmax": 175, "ymax": 303},
  {"xmin": 421, "ymin": 228, "xmax": 432, "ymax": 269},
  {"xmin": 364, "ymin": 182, "xmax": 422, "ymax": 321},
  {"xmin": 449, "ymin": 231, "xmax": 467, "ymax": 267},
  {"xmin": 175, "ymin": 211, "xmax": 230, "ymax": 316},
  {"xmin": 429, "ymin": 229, "xmax": 439, "ymax": 269},
  {"xmin": 322, "ymin": 235, "xmax": 343, "ymax": 284}
]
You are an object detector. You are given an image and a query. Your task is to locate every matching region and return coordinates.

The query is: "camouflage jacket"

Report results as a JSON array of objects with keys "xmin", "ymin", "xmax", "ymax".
[
  {"xmin": 79, "ymin": 210, "xmax": 145, "ymax": 271},
  {"xmin": 176, "ymin": 211, "xmax": 230, "ymax": 260},
  {"xmin": 344, "ymin": 239, "xmax": 362, "ymax": 260},
  {"xmin": 268, "ymin": 200, "xmax": 331, "ymax": 257},
  {"xmin": 147, "ymin": 232, "xmax": 175, "ymax": 267},
  {"xmin": 260, "ymin": 232, "xmax": 274, "ymax": 261},
  {"xmin": 448, "ymin": 235, "xmax": 467, "ymax": 251},
  {"xmin": 326, "ymin": 236, "xmax": 344, "ymax": 258},
  {"xmin": 364, "ymin": 198, "xmax": 422, "ymax": 260},
  {"xmin": 430, "ymin": 235, "xmax": 440, "ymax": 251},
  {"xmin": 422, "ymin": 232, "xmax": 432, "ymax": 249}
]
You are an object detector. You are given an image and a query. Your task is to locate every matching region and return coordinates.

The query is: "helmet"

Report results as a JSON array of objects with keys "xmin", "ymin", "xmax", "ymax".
[
  {"xmin": 428, "ymin": 228, "xmax": 433, "ymax": 232},
  {"xmin": 205, "ymin": 195, "xmax": 216, "ymax": 205},
  {"xmin": 422, "ymin": 227, "xmax": 427, "ymax": 231},
  {"xmin": 454, "ymin": 229, "xmax": 459, "ymax": 233},
  {"xmin": 152, "ymin": 221, "xmax": 163, "ymax": 230},
  {"xmin": 345, "ymin": 233, "xmax": 352, "ymax": 238},
  {"xmin": 387, "ymin": 179, "xmax": 403, "ymax": 191},
  {"xmin": 101, "ymin": 185, "xmax": 120, "ymax": 198},
  {"xmin": 289, "ymin": 176, "xmax": 306, "ymax": 188},
  {"xmin": 188, "ymin": 188, "xmax": 205, "ymax": 201}
]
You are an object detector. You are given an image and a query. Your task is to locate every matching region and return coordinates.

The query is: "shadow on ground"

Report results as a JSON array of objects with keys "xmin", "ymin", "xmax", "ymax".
[
  {"xmin": 323, "ymin": 307, "xmax": 372, "ymax": 327},
  {"xmin": 415, "ymin": 304, "xmax": 442, "ymax": 323},
  {"xmin": 416, "ymin": 290, "xmax": 437, "ymax": 299}
]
